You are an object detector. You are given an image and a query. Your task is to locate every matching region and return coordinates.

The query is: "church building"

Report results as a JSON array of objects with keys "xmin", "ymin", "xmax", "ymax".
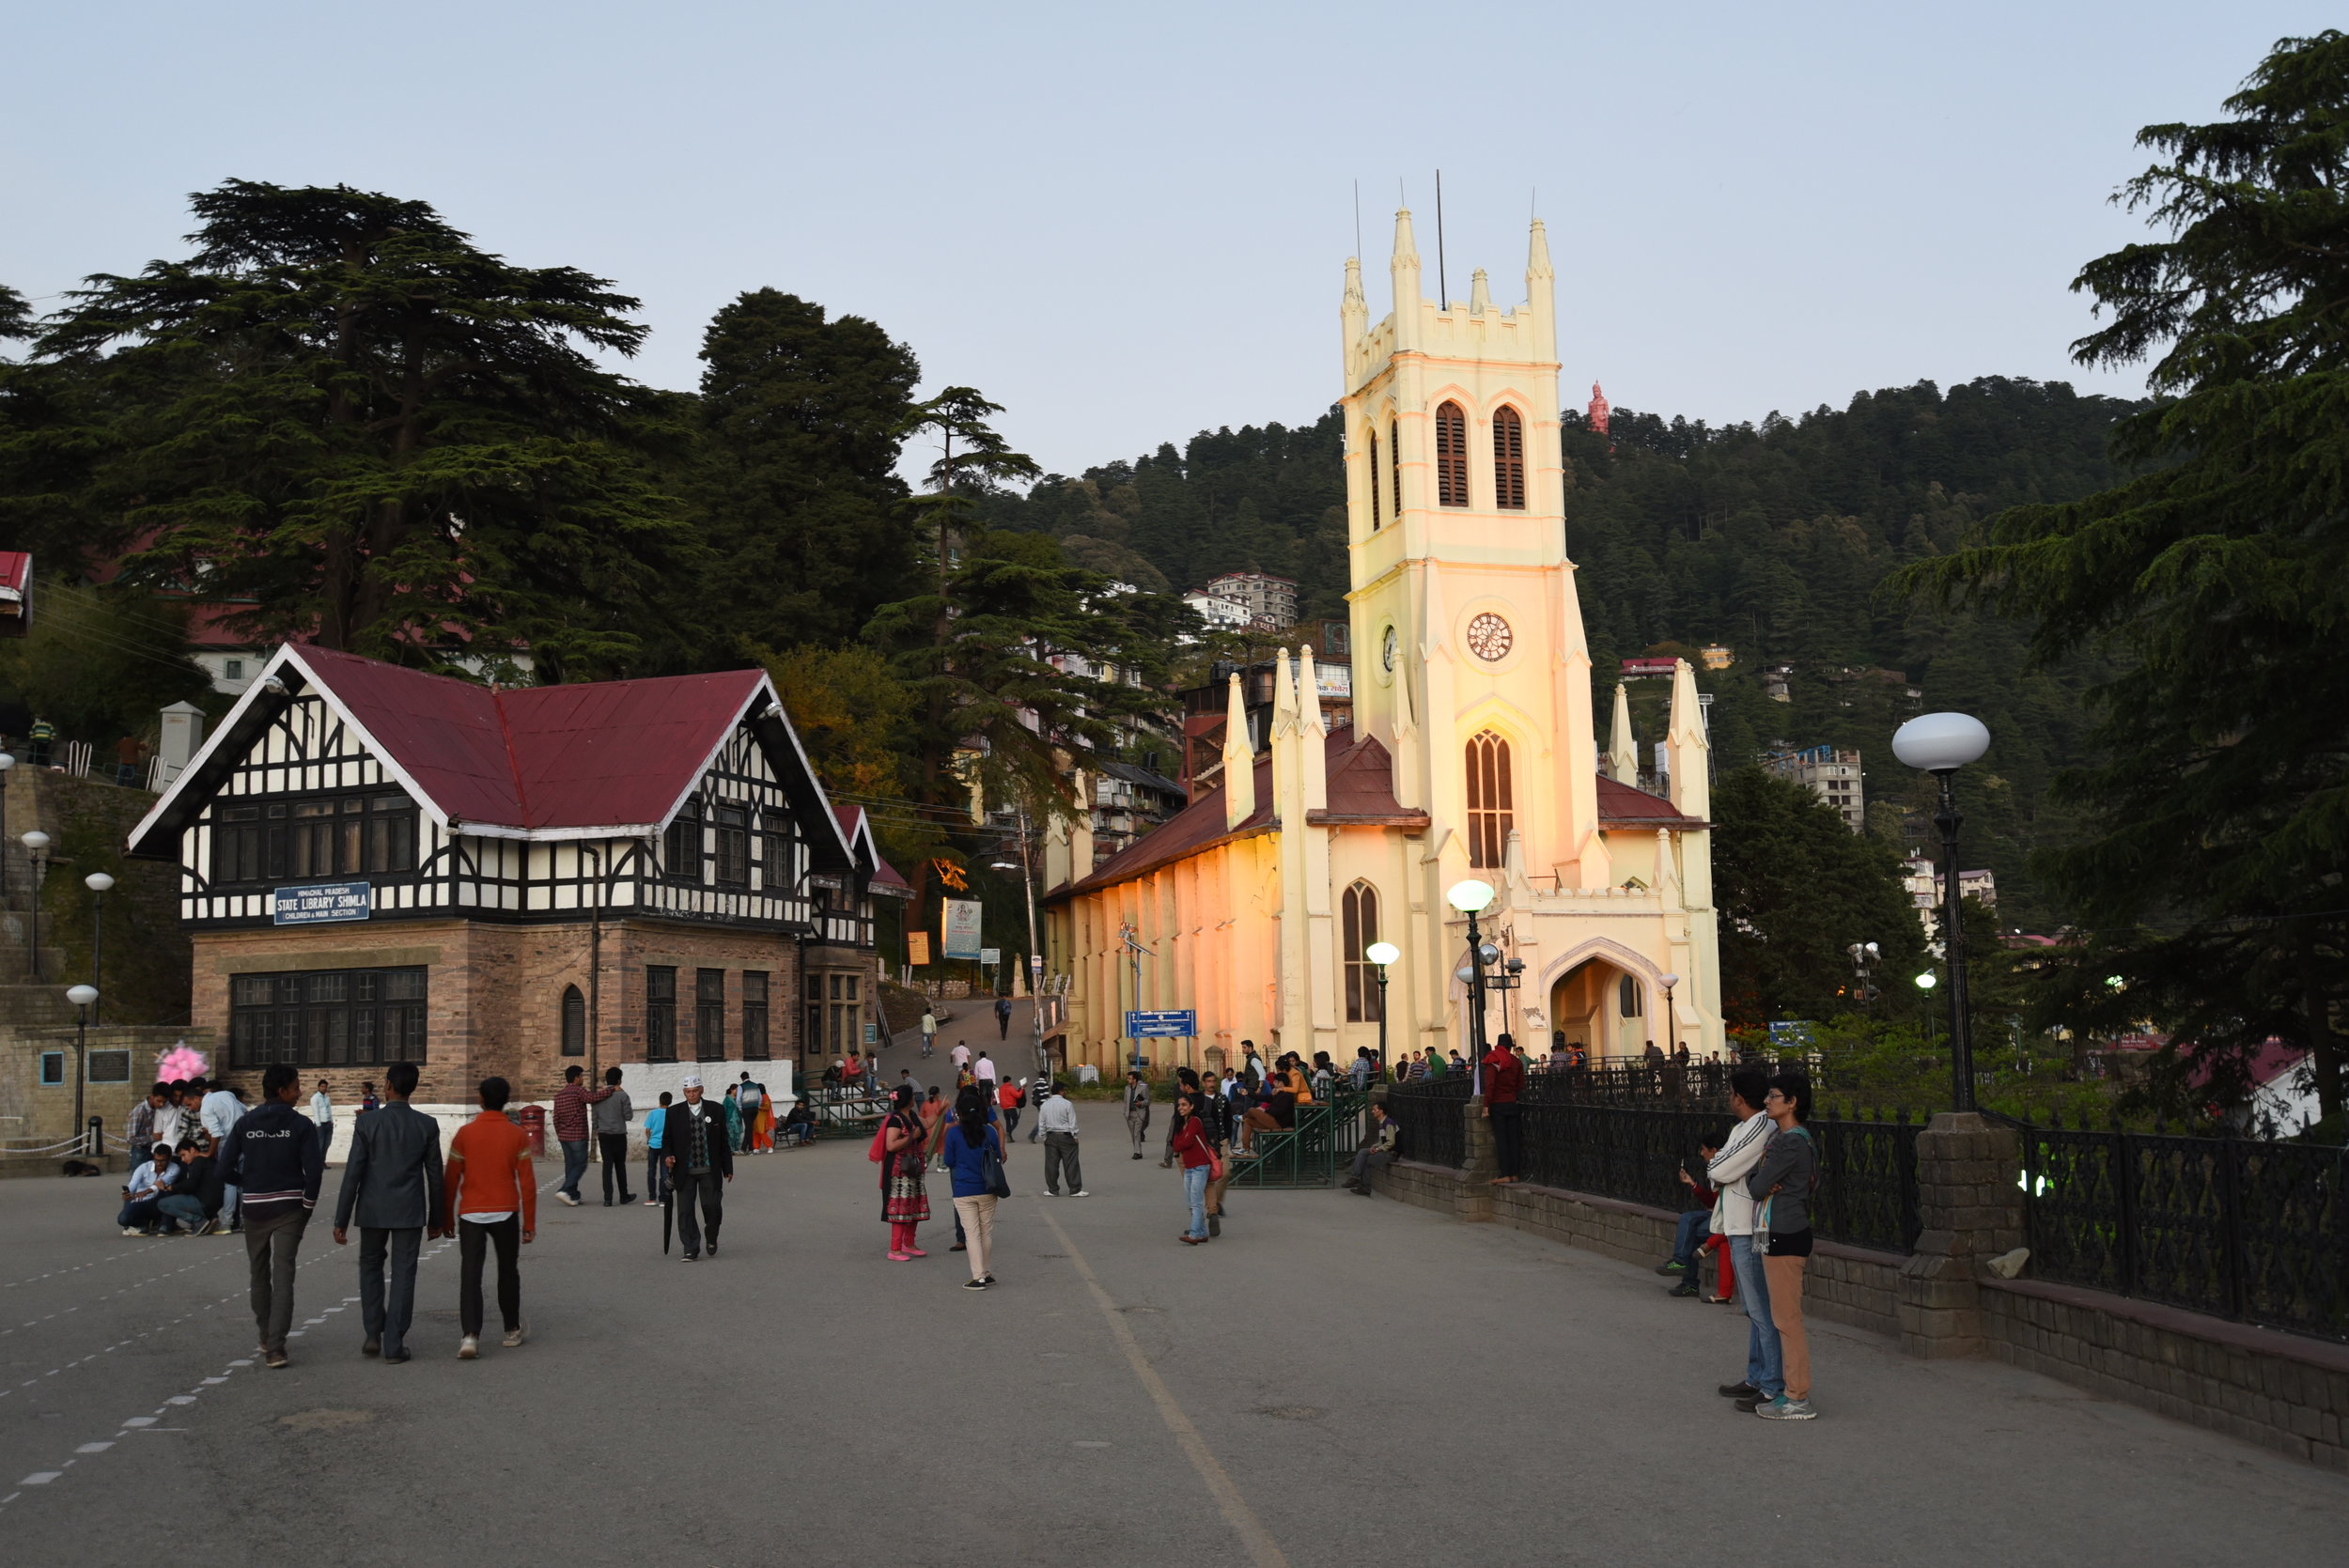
[
  {"xmin": 1043, "ymin": 211, "xmax": 1724, "ymax": 1070},
  {"xmin": 126, "ymin": 644, "xmax": 905, "ymax": 1117}
]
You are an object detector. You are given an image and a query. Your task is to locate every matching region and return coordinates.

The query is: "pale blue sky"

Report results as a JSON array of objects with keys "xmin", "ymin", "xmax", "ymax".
[{"xmin": 2, "ymin": 4, "xmax": 2327, "ymax": 475}]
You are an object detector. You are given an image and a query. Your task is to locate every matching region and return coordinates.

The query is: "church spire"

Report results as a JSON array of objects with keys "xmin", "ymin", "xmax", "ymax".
[
  {"xmin": 1524, "ymin": 216, "xmax": 1556, "ymax": 360},
  {"xmin": 1609, "ymin": 682, "xmax": 1638, "ymax": 784},
  {"xmin": 1666, "ymin": 659, "xmax": 1711, "ymax": 820},
  {"xmin": 1391, "ymin": 209, "xmax": 1422, "ymax": 352},
  {"xmin": 1221, "ymin": 672, "xmax": 1255, "ymax": 831},
  {"xmin": 1342, "ymin": 255, "xmax": 1367, "ymax": 349},
  {"xmin": 1469, "ymin": 267, "xmax": 1490, "ymax": 316},
  {"xmin": 1298, "ymin": 644, "xmax": 1329, "ymax": 812}
]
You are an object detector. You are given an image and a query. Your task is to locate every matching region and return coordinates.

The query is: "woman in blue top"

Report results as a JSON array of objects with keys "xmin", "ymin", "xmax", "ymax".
[{"xmin": 941, "ymin": 1088, "xmax": 1005, "ymax": 1291}]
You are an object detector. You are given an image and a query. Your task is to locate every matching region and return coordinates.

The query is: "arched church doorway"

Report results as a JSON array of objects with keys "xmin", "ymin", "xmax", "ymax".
[{"xmin": 1549, "ymin": 957, "xmax": 1651, "ymax": 1062}]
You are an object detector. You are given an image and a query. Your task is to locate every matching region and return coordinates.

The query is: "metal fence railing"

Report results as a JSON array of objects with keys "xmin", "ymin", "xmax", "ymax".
[
  {"xmin": 1386, "ymin": 1077, "xmax": 1470, "ymax": 1169},
  {"xmin": 2018, "ymin": 1113, "xmax": 2349, "ymax": 1342},
  {"xmin": 1520, "ymin": 1058, "xmax": 1826, "ymax": 1108}
]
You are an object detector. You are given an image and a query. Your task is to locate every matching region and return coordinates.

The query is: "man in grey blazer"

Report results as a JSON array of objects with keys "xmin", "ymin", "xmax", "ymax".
[{"xmin": 333, "ymin": 1062, "xmax": 447, "ymax": 1363}]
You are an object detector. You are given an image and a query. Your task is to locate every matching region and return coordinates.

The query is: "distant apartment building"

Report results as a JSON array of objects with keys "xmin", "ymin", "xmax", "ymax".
[
  {"xmin": 1903, "ymin": 855, "xmax": 1997, "ymax": 930},
  {"xmin": 1699, "ymin": 644, "xmax": 1734, "ymax": 671},
  {"xmin": 1201, "ymin": 571, "xmax": 1299, "ymax": 630},
  {"xmin": 1764, "ymin": 745, "xmax": 1866, "ymax": 831},
  {"xmin": 1181, "ymin": 589, "xmax": 1253, "ymax": 633}
]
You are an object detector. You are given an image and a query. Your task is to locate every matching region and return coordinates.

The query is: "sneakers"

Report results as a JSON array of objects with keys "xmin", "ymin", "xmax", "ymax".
[
  {"xmin": 1656, "ymin": 1260, "xmax": 1688, "ymax": 1275},
  {"xmin": 1755, "ymin": 1396, "xmax": 1817, "ymax": 1421},
  {"xmin": 556, "ymin": 1191, "xmax": 581, "ymax": 1207},
  {"xmin": 962, "ymin": 1277, "xmax": 988, "ymax": 1290},
  {"xmin": 1719, "ymin": 1381, "xmax": 1761, "ymax": 1400},
  {"xmin": 889, "ymin": 1251, "xmax": 913, "ymax": 1262},
  {"xmin": 1070, "ymin": 1189, "xmax": 1090, "ymax": 1198},
  {"xmin": 643, "ymin": 1199, "xmax": 660, "ymax": 1207},
  {"xmin": 121, "ymin": 1227, "xmax": 143, "ymax": 1236},
  {"xmin": 459, "ymin": 1335, "xmax": 479, "ymax": 1358},
  {"xmin": 502, "ymin": 1323, "xmax": 527, "ymax": 1349},
  {"xmin": 1667, "ymin": 1282, "xmax": 1702, "ymax": 1298},
  {"xmin": 265, "ymin": 1349, "xmax": 290, "ymax": 1369},
  {"xmin": 1042, "ymin": 1189, "xmax": 1059, "ymax": 1198}
]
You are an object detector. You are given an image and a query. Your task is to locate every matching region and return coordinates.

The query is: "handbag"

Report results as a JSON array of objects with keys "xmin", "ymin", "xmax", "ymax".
[{"xmin": 980, "ymin": 1128, "xmax": 1012, "ymax": 1200}]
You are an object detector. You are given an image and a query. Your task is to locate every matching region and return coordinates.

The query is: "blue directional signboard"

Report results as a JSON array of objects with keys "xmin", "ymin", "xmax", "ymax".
[
  {"xmin": 1125, "ymin": 1009, "xmax": 1197, "ymax": 1038},
  {"xmin": 272, "ymin": 880, "xmax": 373, "ymax": 926}
]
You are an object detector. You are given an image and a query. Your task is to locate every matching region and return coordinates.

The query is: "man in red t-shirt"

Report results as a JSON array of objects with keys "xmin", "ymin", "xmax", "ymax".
[{"xmin": 1481, "ymin": 1034, "xmax": 1527, "ymax": 1186}]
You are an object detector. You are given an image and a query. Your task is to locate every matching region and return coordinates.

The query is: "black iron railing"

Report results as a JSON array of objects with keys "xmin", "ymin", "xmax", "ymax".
[
  {"xmin": 1517, "ymin": 1074, "xmax": 1921, "ymax": 1253},
  {"xmin": 1522, "ymin": 1059, "xmax": 1825, "ymax": 1108},
  {"xmin": 1387, "ymin": 1077, "xmax": 1469, "ymax": 1169},
  {"xmin": 2019, "ymin": 1113, "xmax": 2349, "ymax": 1342}
]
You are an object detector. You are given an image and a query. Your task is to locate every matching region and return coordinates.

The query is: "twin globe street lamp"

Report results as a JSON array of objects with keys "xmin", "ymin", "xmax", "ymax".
[{"xmin": 1891, "ymin": 711, "xmax": 1992, "ymax": 1112}]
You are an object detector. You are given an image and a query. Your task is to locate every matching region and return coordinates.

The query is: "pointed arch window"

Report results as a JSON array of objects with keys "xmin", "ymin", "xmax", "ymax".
[
  {"xmin": 1342, "ymin": 881, "xmax": 1382, "ymax": 1022},
  {"xmin": 1618, "ymin": 974, "xmax": 1644, "ymax": 1017},
  {"xmin": 1466, "ymin": 730, "xmax": 1514, "ymax": 869},
  {"xmin": 1436, "ymin": 401, "xmax": 1469, "ymax": 506},
  {"xmin": 560, "ymin": 985, "xmax": 586, "ymax": 1056},
  {"xmin": 1390, "ymin": 417, "xmax": 1401, "ymax": 519},
  {"xmin": 1493, "ymin": 406, "xmax": 1526, "ymax": 509},
  {"xmin": 1368, "ymin": 429, "xmax": 1382, "ymax": 528}
]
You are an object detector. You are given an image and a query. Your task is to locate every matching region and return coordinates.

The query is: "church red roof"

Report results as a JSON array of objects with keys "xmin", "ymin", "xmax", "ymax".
[
  {"xmin": 1050, "ymin": 731, "xmax": 1424, "ymax": 899},
  {"xmin": 1595, "ymin": 775, "xmax": 1709, "ymax": 830}
]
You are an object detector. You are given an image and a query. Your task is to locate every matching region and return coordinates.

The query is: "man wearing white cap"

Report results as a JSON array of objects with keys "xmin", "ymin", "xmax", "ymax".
[{"xmin": 661, "ymin": 1075, "xmax": 733, "ymax": 1262}]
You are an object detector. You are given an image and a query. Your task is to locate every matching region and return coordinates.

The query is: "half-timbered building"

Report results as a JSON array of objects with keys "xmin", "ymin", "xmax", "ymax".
[{"xmin": 126, "ymin": 644, "xmax": 906, "ymax": 1114}]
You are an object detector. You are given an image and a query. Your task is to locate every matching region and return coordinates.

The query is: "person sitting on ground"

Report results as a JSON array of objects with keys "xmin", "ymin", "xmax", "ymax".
[
  {"xmin": 1658, "ymin": 1137, "xmax": 1723, "ymax": 1296},
  {"xmin": 118, "ymin": 1143, "xmax": 179, "ymax": 1235},
  {"xmin": 781, "ymin": 1097, "xmax": 817, "ymax": 1146},
  {"xmin": 1344, "ymin": 1102, "xmax": 1399, "ymax": 1195},
  {"xmin": 157, "ymin": 1137, "xmax": 227, "ymax": 1236}
]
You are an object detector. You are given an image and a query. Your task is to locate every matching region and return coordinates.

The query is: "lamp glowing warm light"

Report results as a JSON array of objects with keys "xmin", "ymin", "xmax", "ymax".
[
  {"xmin": 1364, "ymin": 941, "xmax": 1400, "ymax": 967},
  {"xmin": 1915, "ymin": 971, "xmax": 1938, "ymax": 990}
]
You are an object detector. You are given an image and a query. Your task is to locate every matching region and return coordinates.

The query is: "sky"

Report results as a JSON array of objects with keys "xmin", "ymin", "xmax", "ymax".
[{"xmin": 1, "ymin": 3, "xmax": 2330, "ymax": 478}]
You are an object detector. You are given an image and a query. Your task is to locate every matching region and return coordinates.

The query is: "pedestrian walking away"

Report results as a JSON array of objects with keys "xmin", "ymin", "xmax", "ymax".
[
  {"xmin": 644, "ymin": 1091, "xmax": 673, "ymax": 1205},
  {"xmin": 941, "ymin": 1089, "xmax": 1007, "ymax": 1288},
  {"xmin": 309, "ymin": 1078, "xmax": 335, "ymax": 1163},
  {"xmin": 593, "ymin": 1066, "xmax": 636, "ymax": 1204},
  {"xmin": 1170, "ymin": 1092, "xmax": 1217, "ymax": 1244},
  {"xmin": 973, "ymin": 1050, "xmax": 998, "ymax": 1088},
  {"xmin": 994, "ymin": 994, "xmax": 1012, "ymax": 1039},
  {"xmin": 996, "ymin": 1075, "xmax": 1023, "ymax": 1141},
  {"xmin": 1036, "ymin": 1081, "xmax": 1086, "ymax": 1196},
  {"xmin": 736, "ymin": 1072, "xmax": 767, "ymax": 1154},
  {"xmin": 662, "ymin": 1075, "xmax": 734, "ymax": 1261},
  {"xmin": 220, "ymin": 1063, "xmax": 325, "ymax": 1368},
  {"xmin": 551, "ymin": 1064, "xmax": 596, "ymax": 1206},
  {"xmin": 877, "ymin": 1085, "xmax": 931, "ymax": 1260},
  {"xmin": 1750, "ymin": 1072, "xmax": 1820, "ymax": 1421},
  {"xmin": 1482, "ymin": 1032, "xmax": 1526, "ymax": 1185},
  {"xmin": 1123, "ymin": 1069, "xmax": 1151, "ymax": 1159},
  {"xmin": 444, "ymin": 1076, "xmax": 536, "ymax": 1358},
  {"xmin": 1706, "ymin": 1069, "xmax": 1783, "ymax": 1412},
  {"xmin": 949, "ymin": 1036, "xmax": 969, "ymax": 1071},
  {"xmin": 332, "ymin": 1062, "xmax": 445, "ymax": 1364}
]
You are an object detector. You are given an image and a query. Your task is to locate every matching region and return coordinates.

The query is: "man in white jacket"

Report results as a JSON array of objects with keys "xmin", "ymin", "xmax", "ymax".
[{"xmin": 1704, "ymin": 1069, "xmax": 1782, "ymax": 1412}]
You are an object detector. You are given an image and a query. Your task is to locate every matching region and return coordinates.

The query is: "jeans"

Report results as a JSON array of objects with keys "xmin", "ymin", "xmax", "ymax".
[
  {"xmin": 156, "ymin": 1195, "xmax": 210, "ymax": 1232},
  {"xmin": 1183, "ymin": 1164, "xmax": 1208, "ymax": 1239},
  {"xmin": 223, "ymin": 1183, "xmax": 241, "ymax": 1225},
  {"xmin": 316, "ymin": 1122, "xmax": 334, "ymax": 1162},
  {"xmin": 1003, "ymin": 1108, "xmax": 1020, "ymax": 1140},
  {"xmin": 672, "ymin": 1170, "xmax": 723, "ymax": 1257},
  {"xmin": 243, "ymin": 1207, "xmax": 309, "ymax": 1354},
  {"xmin": 359, "ymin": 1227, "xmax": 423, "ymax": 1354},
  {"xmin": 558, "ymin": 1139, "xmax": 589, "ymax": 1199},
  {"xmin": 646, "ymin": 1146, "xmax": 667, "ymax": 1202},
  {"xmin": 953, "ymin": 1193, "xmax": 997, "ymax": 1279},
  {"xmin": 599, "ymin": 1133, "xmax": 632, "ymax": 1202},
  {"xmin": 1728, "ymin": 1234, "xmax": 1783, "ymax": 1398},
  {"xmin": 1348, "ymin": 1147, "xmax": 1392, "ymax": 1188},
  {"xmin": 1672, "ymin": 1209, "xmax": 1714, "ymax": 1270},
  {"xmin": 1489, "ymin": 1103, "xmax": 1523, "ymax": 1178},
  {"xmin": 459, "ymin": 1217, "xmax": 521, "ymax": 1337},
  {"xmin": 117, "ymin": 1196, "xmax": 163, "ymax": 1231},
  {"xmin": 1043, "ymin": 1132, "xmax": 1082, "ymax": 1194}
]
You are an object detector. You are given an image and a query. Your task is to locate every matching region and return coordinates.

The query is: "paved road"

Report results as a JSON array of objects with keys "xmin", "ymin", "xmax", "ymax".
[{"xmin": 4, "ymin": 1098, "xmax": 2346, "ymax": 1567}]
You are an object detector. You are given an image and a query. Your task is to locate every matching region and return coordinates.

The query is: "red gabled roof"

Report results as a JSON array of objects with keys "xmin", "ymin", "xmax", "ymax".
[
  {"xmin": 1051, "ymin": 731, "xmax": 1424, "ymax": 899},
  {"xmin": 833, "ymin": 804, "xmax": 912, "ymax": 892},
  {"xmin": 129, "ymin": 645, "xmax": 854, "ymax": 868},
  {"xmin": 1596, "ymin": 775, "xmax": 1708, "ymax": 830}
]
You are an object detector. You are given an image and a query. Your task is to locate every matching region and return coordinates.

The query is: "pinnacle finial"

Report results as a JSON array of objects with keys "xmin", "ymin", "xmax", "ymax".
[
  {"xmin": 1392, "ymin": 208, "xmax": 1420, "ymax": 268},
  {"xmin": 1344, "ymin": 255, "xmax": 1365, "ymax": 305},
  {"xmin": 1527, "ymin": 217, "xmax": 1553, "ymax": 280},
  {"xmin": 1469, "ymin": 268, "xmax": 1491, "ymax": 315}
]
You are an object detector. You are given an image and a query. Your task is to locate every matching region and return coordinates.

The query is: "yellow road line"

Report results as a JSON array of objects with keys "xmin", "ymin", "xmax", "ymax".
[{"xmin": 1040, "ymin": 1209, "xmax": 1288, "ymax": 1568}]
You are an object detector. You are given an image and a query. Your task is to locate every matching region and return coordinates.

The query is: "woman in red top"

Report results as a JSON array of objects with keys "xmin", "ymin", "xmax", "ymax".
[{"xmin": 1170, "ymin": 1092, "xmax": 1215, "ymax": 1245}]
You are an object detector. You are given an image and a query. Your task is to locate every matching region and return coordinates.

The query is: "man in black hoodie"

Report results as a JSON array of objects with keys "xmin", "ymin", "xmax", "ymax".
[{"xmin": 222, "ymin": 1063, "xmax": 326, "ymax": 1368}]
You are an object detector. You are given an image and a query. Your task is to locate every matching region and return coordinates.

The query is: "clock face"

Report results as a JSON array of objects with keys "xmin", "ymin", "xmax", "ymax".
[
  {"xmin": 1380, "ymin": 625, "xmax": 1398, "ymax": 673},
  {"xmin": 1467, "ymin": 612, "xmax": 1513, "ymax": 662}
]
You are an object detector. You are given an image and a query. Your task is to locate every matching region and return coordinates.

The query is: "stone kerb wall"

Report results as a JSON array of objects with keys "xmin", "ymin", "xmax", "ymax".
[{"xmin": 1369, "ymin": 1098, "xmax": 2349, "ymax": 1475}]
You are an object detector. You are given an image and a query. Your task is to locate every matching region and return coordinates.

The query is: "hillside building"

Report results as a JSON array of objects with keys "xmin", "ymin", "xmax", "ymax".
[{"xmin": 1765, "ymin": 745, "xmax": 1866, "ymax": 832}]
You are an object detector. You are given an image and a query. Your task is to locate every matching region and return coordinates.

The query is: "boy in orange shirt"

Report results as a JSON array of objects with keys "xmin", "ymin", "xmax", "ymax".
[{"xmin": 443, "ymin": 1076, "xmax": 537, "ymax": 1359}]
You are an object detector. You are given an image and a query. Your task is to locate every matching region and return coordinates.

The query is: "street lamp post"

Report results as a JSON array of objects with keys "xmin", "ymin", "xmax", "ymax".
[
  {"xmin": 21, "ymin": 830, "xmax": 50, "ymax": 981},
  {"xmin": 68, "ymin": 984, "xmax": 97, "ymax": 1156},
  {"xmin": 1915, "ymin": 970, "xmax": 1938, "ymax": 1047},
  {"xmin": 84, "ymin": 872, "xmax": 114, "ymax": 1026},
  {"xmin": 0, "ymin": 752, "xmax": 14, "ymax": 901},
  {"xmin": 1657, "ymin": 970, "xmax": 1681, "ymax": 1056},
  {"xmin": 1365, "ymin": 940, "xmax": 1400, "ymax": 1074},
  {"xmin": 1446, "ymin": 879, "xmax": 1498, "ymax": 1063},
  {"xmin": 1893, "ymin": 712, "xmax": 1991, "ymax": 1112},
  {"xmin": 1846, "ymin": 940, "xmax": 1880, "ymax": 1017}
]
